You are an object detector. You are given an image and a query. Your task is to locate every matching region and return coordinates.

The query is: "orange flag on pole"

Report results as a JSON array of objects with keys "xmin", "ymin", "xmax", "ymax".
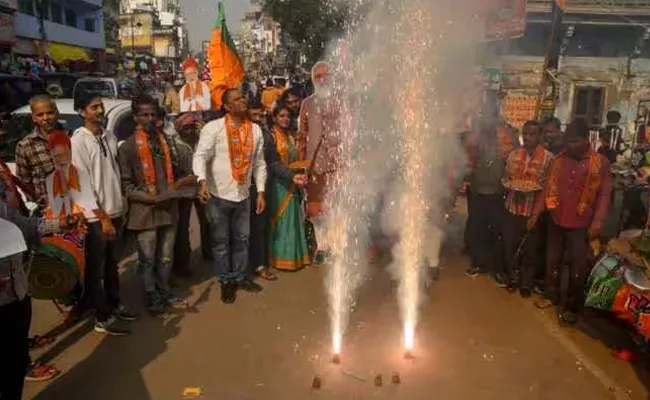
[{"xmin": 207, "ymin": 1, "xmax": 245, "ymax": 109}]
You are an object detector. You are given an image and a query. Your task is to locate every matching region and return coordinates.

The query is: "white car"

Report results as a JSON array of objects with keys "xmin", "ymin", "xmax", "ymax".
[{"xmin": 2, "ymin": 98, "xmax": 134, "ymax": 213}]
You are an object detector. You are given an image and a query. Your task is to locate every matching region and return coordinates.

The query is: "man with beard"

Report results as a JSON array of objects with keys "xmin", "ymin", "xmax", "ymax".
[
  {"xmin": 15, "ymin": 95, "xmax": 59, "ymax": 207},
  {"xmin": 299, "ymin": 61, "xmax": 341, "ymax": 264}
]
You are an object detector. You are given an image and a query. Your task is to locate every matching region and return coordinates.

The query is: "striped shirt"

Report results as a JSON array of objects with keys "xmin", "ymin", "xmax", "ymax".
[{"xmin": 504, "ymin": 146, "xmax": 554, "ymax": 217}]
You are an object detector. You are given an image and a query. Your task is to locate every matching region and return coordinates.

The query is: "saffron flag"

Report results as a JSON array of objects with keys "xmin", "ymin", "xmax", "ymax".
[{"xmin": 207, "ymin": 2, "xmax": 245, "ymax": 109}]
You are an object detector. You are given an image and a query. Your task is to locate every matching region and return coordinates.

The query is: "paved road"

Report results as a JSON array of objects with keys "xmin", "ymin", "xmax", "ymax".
[{"xmin": 22, "ymin": 218, "xmax": 650, "ymax": 400}]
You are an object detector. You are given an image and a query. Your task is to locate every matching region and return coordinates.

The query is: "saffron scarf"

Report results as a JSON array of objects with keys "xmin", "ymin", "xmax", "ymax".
[
  {"xmin": 272, "ymin": 127, "xmax": 292, "ymax": 166},
  {"xmin": 45, "ymin": 166, "xmax": 83, "ymax": 223},
  {"xmin": 546, "ymin": 150, "xmax": 603, "ymax": 216},
  {"xmin": 226, "ymin": 115, "xmax": 254, "ymax": 184},
  {"xmin": 182, "ymin": 81, "xmax": 206, "ymax": 111},
  {"xmin": 135, "ymin": 129, "xmax": 175, "ymax": 195},
  {"xmin": 507, "ymin": 146, "xmax": 546, "ymax": 182}
]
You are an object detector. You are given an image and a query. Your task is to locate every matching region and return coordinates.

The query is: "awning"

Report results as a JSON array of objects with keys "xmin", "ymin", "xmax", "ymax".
[{"xmin": 47, "ymin": 42, "xmax": 93, "ymax": 64}]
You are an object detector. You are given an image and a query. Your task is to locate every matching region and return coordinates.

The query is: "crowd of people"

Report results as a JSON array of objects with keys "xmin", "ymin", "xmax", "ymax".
[{"xmin": 0, "ymin": 57, "xmax": 620, "ymax": 399}]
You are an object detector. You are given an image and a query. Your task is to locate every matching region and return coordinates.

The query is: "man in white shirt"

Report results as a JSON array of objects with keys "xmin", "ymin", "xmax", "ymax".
[
  {"xmin": 193, "ymin": 89, "xmax": 267, "ymax": 304},
  {"xmin": 71, "ymin": 93, "xmax": 137, "ymax": 335}
]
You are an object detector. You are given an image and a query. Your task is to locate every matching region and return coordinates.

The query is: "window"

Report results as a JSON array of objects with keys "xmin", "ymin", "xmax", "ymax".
[
  {"xmin": 572, "ymin": 86, "xmax": 605, "ymax": 128},
  {"xmin": 84, "ymin": 17, "xmax": 95, "ymax": 32},
  {"xmin": 64, "ymin": 7, "xmax": 76, "ymax": 27},
  {"xmin": 18, "ymin": 0, "xmax": 34, "ymax": 15},
  {"xmin": 50, "ymin": 2, "xmax": 62, "ymax": 24}
]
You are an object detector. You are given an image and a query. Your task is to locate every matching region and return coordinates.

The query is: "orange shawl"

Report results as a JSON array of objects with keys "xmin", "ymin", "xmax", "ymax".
[
  {"xmin": 226, "ymin": 115, "xmax": 254, "ymax": 184},
  {"xmin": 135, "ymin": 129, "xmax": 175, "ymax": 195},
  {"xmin": 182, "ymin": 81, "xmax": 206, "ymax": 111},
  {"xmin": 466, "ymin": 124, "xmax": 515, "ymax": 170},
  {"xmin": 546, "ymin": 151, "xmax": 603, "ymax": 216},
  {"xmin": 507, "ymin": 146, "xmax": 546, "ymax": 182},
  {"xmin": 45, "ymin": 166, "xmax": 83, "ymax": 223},
  {"xmin": 272, "ymin": 127, "xmax": 292, "ymax": 166}
]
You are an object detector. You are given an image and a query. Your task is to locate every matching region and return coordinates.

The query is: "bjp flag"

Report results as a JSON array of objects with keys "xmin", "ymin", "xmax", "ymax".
[{"xmin": 207, "ymin": 2, "xmax": 245, "ymax": 109}]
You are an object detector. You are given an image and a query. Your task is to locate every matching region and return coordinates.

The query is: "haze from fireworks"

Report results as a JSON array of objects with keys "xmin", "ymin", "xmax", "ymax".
[{"xmin": 321, "ymin": 0, "xmax": 482, "ymax": 355}]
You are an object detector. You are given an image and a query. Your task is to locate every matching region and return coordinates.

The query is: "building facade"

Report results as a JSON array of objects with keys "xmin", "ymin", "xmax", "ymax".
[
  {"xmin": 483, "ymin": 0, "xmax": 650, "ymax": 137},
  {"xmin": 14, "ymin": 0, "xmax": 104, "ymax": 65}
]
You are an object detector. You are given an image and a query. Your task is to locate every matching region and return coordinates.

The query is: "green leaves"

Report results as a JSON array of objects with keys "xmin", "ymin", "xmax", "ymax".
[{"xmin": 260, "ymin": 0, "xmax": 348, "ymax": 64}]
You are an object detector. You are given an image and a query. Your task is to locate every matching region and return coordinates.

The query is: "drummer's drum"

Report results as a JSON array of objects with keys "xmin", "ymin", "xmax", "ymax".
[{"xmin": 28, "ymin": 232, "xmax": 85, "ymax": 303}]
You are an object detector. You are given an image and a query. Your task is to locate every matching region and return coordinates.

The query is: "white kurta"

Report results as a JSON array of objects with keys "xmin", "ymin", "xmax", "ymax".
[{"xmin": 179, "ymin": 81, "xmax": 211, "ymax": 112}]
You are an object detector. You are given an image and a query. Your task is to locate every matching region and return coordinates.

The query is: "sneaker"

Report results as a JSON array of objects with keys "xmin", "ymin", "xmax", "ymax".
[
  {"xmin": 239, "ymin": 279, "xmax": 263, "ymax": 293},
  {"xmin": 465, "ymin": 267, "xmax": 480, "ymax": 277},
  {"xmin": 94, "ymin": 317, "xmax": 130, "ymax": 336},
  {"xmin": 114, "ymin": 305, "xmax": 139, "ymax": 321}
]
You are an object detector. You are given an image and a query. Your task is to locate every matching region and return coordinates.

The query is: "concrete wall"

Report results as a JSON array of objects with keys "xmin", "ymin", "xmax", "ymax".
[
  {"xmin": 487, "ymin": 55, "xmax": 650, "ymax": 137},
  {"xmin": 15, "ymin": 10, "xmax": 105, "ymax": 49}
]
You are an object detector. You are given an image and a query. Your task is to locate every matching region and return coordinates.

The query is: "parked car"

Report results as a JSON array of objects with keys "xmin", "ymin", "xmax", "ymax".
[
  {"xmin": 0, "ymin": 98, "xmax": 134, "ymax": 213},
  {"xmin": 40, "ymin": 72, "xmax": 83, "ymax": 98},
  {"xmin": 73, "ymin": 77, "xmax": 144, "ymax": 100}
]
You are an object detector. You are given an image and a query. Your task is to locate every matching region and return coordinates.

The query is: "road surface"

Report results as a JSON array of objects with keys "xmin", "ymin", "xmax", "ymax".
[{"xmin": 22, "ymin": 217, "xmax": 650, "ymax": 400}]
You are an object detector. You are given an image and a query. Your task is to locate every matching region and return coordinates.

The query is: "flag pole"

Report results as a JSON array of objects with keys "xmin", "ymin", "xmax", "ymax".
[{"xmin": 537, "ymin": 0, "xmax": 565, "ymax": 120}]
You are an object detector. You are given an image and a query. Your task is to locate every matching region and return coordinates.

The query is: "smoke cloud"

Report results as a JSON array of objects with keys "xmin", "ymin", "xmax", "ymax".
[{"xmin": 321, "ymin": 0, "xmax": 483, "ymax": 350}]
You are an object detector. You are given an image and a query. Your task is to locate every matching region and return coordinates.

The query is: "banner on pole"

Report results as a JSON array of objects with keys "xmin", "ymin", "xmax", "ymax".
[{"xmin": 484, "ymin": 0, "xmax": 528, "ymax": 41}]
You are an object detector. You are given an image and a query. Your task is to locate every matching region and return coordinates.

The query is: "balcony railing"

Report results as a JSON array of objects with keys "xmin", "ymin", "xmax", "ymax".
[{"xmin": 527, "ymin": 0, "xmax": 650, "ymax": 15}]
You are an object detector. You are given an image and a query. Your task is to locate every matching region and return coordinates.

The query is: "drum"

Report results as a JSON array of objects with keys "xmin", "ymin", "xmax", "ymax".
[{"xmin": 28, "ymin": 232, "xmax": 85, "ymax": 303}]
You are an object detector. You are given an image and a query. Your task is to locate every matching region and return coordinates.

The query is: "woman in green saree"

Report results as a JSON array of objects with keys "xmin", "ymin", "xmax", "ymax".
[{"xmin": 267, "ymin": 105, "xmax": 311, "ymax": 271}]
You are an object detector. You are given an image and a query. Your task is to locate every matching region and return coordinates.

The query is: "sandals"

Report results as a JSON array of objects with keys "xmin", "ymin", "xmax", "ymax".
[
  {"xmin": 25, "ymin": 362, "xmax": 59, "ymax": 382},
  {"xmin": 257, "ymin": 268, "xmax": 278, "ymax": 281},
  {"xmin": 28, "ymin": 335, "xmax": 55, "ymax": 350},
  {"xmin": 534, "ymin": 298, "xmax": 554, "ymax": 309}
]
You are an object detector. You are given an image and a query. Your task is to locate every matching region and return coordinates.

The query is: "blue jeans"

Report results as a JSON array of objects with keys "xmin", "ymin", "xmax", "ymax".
[
  {"xmin": 135, "ymin": 225, "xmax": 176, "ymax": 301},
  {"xmin": 205, "ymin": 197, "xmax": 251, "ymax": 283}
]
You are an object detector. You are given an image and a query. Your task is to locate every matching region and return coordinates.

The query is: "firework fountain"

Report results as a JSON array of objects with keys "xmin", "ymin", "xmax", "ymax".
[{"xmin": 321, "ymin": 0, "xmax": 484, "ymax": 361}]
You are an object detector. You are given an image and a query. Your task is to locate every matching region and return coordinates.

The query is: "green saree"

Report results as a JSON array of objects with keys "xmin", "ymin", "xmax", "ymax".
[{"xmin": 268, "ymin": 129, "xmax": 311, "ymax": 271}]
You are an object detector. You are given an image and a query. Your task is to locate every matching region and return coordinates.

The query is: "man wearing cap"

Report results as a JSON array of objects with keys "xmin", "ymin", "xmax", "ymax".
[
  {"xmin": 179, "ymin": 57, "xmax": 211, "ymax": 112},
  {"xmin": 530, "ymin": 120, "xmax": 612, "ymax": 324}
]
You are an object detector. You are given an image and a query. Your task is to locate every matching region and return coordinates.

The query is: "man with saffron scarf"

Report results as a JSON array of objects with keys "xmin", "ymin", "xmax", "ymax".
[
  {"xmin": 193, "ymin": 89, "xmax": 267, "ymax": 304},
  {"xmin": 299, "ymin": 61, "xmax": 341, "ymax": 264},
  {"xmin": 501, "ymin": 121, "xmax": 553, "ymax": 298},
  {"xmin": 464, "ymin": 93, "xmax": 517, "ymax": 285},
  {"xmin": 530, "ymin": 120, "xmax": 612, "ymax": 324},
  {"xmin": 179, "ymin": 57, "xmax": 211, "ymax": 112},
  {"xmin": 118, "ymin": 95, "xmax": 187, "ymax": 315}
]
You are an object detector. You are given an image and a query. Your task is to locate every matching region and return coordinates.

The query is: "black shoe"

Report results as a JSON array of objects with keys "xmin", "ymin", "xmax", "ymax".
[
  {"xmin": 239, "ymin": 279, "xmax": 263, "ymax": 293},
  {"xmin": 559, "ymin": 310, "xmax": 578, "ymax": 325},
  {"xmin": 221, "ymin": 282, "xmax": 236, "ymax": 304},
  {"xmin": 114, "ymin": 305, "xmax": 139, "ymax": 321},
  {"xmin": 465, "ymin": 267, "xmax": 480, "ymax": 277},
  {"xmin": 519, "ymin": 288, "xmax": 532, "ymax": 298},
  {"xmin": 495, "ymin": 275, "xmax": 508, "ymax": 288}
]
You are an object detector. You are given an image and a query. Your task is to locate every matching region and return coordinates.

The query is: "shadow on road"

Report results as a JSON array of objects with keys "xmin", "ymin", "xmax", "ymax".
[
  {"xmin": 31, "ymin": 248, "xmax": 215, "ymax": 400},
  {"xmin": 578, "ymin": 309, "xmax": 650, "ymax": 397}
]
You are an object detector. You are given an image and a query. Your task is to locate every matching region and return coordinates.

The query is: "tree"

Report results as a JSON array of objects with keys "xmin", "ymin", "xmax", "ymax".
[{"xmin": 261, "ymin": 0, "xmax": 349, "ymax": 65}]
